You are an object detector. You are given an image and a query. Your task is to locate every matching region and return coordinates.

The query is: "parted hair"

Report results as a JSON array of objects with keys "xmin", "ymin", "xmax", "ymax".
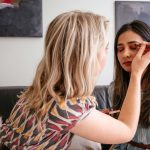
[
  {"xmin": 113, "ymin": 20, "xmax": 150, "ymax": 128},
  {"xmin": 20, "ymin": 10, "xmax": 109, "ymax": 120}
]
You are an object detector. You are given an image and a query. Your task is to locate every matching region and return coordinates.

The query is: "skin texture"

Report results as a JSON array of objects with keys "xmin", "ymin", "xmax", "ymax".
[{"xmin": 117, "ymin": 30, "xmax": 144, "ymax": 73}]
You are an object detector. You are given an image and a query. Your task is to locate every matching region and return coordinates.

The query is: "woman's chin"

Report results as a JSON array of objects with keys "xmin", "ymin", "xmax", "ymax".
[{"xmin": 123, "ymin": 66, "xmax": 131, "ymax": 73}]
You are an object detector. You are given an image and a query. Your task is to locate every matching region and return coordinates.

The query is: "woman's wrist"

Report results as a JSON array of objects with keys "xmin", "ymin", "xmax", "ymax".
[
  {"xmin": 130, "ymin": 72, "xmax": 142, "ymax": 89},
  {"xmin": 130, "ymin": 71, "xmax": 142, "ymax": 81}
]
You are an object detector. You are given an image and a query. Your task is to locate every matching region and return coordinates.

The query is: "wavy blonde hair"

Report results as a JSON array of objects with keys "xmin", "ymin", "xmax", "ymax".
[{"xmin": 20, "ymin": 10, "xmax": 109, "ymax": 119}]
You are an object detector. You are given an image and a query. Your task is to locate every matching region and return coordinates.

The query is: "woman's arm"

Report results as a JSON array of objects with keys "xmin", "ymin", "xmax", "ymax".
[{"xmin": 70, "ymin": 42, "xmax": 150, "ymax": 144}]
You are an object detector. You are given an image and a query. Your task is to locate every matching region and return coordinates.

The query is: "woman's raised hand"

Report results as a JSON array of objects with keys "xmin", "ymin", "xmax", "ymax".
[{"xmin": 131, "ymin": 42, "xmax": 150, "ymax": 77}]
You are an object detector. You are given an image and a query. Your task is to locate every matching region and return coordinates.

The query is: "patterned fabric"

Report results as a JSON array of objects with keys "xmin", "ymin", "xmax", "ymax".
[{"xmin": 0, "ymin": 96, "xmax": 97, "ymax": 150}]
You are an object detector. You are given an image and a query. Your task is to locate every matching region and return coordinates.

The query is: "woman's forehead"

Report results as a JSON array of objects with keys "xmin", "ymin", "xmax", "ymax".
[{"xmin": 118, "ymin": 31, "xmax": 143, "ymax": 44}]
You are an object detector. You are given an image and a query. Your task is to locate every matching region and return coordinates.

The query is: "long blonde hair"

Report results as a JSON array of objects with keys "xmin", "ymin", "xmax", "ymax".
[{"xmin": 20, "ymin": 10, "xmax": 109, "ymax": 119}]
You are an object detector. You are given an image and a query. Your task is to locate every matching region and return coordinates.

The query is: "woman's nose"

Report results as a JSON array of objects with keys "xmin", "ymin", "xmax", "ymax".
[{"xmin": 122, "ymin": 48, "xmax": 131, "ymax": 58}]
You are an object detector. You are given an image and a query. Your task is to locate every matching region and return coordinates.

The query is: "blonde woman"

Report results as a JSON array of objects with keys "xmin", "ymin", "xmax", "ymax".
[{"xmin": 0, "ymin": 11, "xmax": 150, "ymax": 149}]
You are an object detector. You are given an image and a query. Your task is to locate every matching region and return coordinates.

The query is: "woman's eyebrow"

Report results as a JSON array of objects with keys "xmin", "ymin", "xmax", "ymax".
[{"xmin": 128, "ymin": 41, "xmax": 141, "ymax": 44}]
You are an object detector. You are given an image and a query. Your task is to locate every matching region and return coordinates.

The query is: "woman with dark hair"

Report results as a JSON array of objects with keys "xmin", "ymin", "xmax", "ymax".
[{"xmin": 110, "ymin": 20, "xmax": 150, "ymax": 149}]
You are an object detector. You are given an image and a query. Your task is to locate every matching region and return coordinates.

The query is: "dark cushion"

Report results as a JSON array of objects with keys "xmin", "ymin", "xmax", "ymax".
[
  {"xmin": 0, "ymin": 86, "xmax": 27, "ymax": 122},
  {"xmin": 93, "ymin": 85, "xmax": 111, "ymax": 110},
  {"xmin": 0, "ymin": 85, "xmax": 110, "ymax": 122}
]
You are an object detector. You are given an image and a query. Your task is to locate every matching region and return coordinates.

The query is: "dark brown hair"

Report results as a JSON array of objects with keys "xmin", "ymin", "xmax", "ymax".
[{"xmin": 113, "ymin": 20, "xmax": 150, "ymax": 128}]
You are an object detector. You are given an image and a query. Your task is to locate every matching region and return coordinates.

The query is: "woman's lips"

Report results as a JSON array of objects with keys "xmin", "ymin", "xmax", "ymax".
[{"xmin": 123, "ymin": 61, "xmax": 132, "ymax": 66}]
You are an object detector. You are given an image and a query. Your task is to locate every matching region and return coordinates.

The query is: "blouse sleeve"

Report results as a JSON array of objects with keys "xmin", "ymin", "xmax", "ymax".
[{"xmin": 48, "ymin": 96, "xmax": 97, "ymax": 133}]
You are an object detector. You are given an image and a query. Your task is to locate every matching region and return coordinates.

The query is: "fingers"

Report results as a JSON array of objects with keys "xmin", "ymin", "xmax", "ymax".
[
  {"xmin": 136, "ymin": 42, "xmax": 147, "ymax": 57},
  {"xmin": 143, "ymin": 42, "xmax": 150, "ymax": 55},
  {"xmin": 142, "ymin": 42, "xmax": 150, "ymax": 61},
  {"xmin": 131, "ymin": 42, "xmax": 150, "ymax": 77}
]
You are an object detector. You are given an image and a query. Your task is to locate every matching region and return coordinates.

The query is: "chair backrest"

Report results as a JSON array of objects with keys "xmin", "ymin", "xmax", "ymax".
[
  {"xmin": 0, "ymin": 85, "xmax": 110, "ymax": 122},
  {"xmin": 0, "ymin": 86, "xmax": 27, "ymax": 122}
]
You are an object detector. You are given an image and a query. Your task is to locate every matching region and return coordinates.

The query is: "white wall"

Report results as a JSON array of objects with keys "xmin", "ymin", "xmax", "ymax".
[{"xmin": 0, "ymin": 0, "xmax": 149, "ymax": 86}]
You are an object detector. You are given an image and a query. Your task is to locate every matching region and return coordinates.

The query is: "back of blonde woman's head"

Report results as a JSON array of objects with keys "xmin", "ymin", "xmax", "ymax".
[{"xmin": 22, "ymin": 10, "xmax": 109, "ymax": 117}]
